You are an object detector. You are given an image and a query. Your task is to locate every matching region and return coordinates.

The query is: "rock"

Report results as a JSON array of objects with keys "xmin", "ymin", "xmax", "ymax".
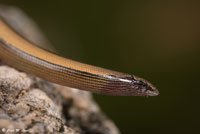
[{"xmin": 0, "ymin": 5, "xmax": 120, "ymax": 134}]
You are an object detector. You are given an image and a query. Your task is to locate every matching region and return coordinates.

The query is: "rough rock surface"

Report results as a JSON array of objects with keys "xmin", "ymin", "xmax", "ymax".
[{"xmin": 0, "ymin": 5, "xmax": 120, "ymax": 134}]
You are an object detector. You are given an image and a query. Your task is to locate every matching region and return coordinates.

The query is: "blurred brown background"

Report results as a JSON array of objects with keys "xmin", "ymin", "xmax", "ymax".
[{"xmin": 0, "ymin": 0, "xmax": 200, "ymax": 134}]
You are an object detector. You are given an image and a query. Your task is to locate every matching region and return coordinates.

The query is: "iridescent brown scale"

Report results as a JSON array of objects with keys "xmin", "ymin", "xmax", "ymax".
[{"xmin": 0, "ymin": 19, "xmax": 159, "ymax": 96}]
